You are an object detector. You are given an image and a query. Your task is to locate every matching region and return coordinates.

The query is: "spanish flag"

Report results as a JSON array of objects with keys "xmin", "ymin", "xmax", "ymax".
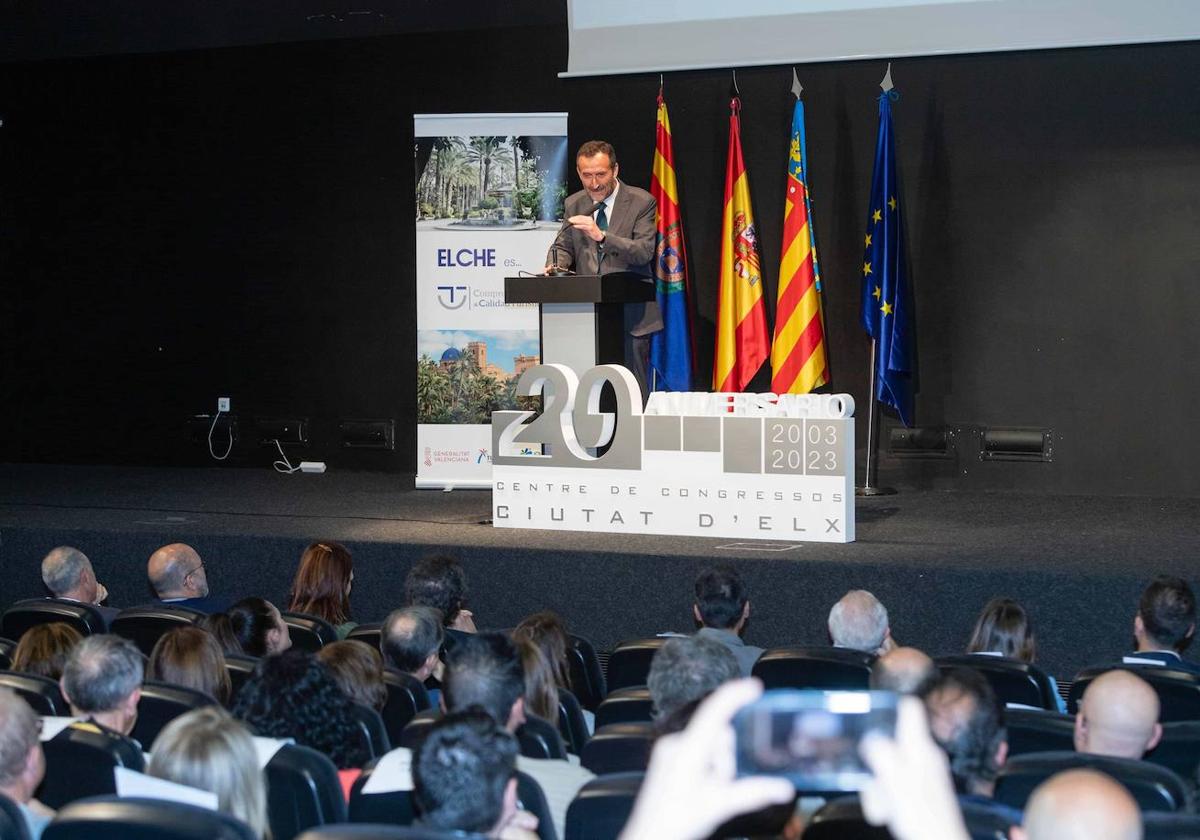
[
  {"xmin": 771, "ymin": 93, "xmax": 829, "ymax": 394},
  {"xmin": 712, "ymin": 96, "xmax": 769, "ymax": 393}
]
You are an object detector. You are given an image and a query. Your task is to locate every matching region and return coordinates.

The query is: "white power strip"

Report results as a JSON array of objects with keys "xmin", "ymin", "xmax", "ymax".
[{"xmin": 299, "ymin": 461, "xmax": 327, "ymax": 474}]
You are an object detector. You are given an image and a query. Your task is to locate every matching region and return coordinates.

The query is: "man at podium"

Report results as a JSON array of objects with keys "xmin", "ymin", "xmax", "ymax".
[{"xmin": 545, "ymin": 140, "xmax": 660, "ymax": 396}]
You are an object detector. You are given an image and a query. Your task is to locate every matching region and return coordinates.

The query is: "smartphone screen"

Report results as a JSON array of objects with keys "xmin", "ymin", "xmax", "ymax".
[{"xmin": 733, "ymin": 689, "xmax": 898, "ymax": 792}]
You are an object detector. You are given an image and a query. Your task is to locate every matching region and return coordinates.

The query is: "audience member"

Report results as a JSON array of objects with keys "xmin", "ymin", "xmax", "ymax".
[
  {"xmin": 287, "ymin": 540, "xmax": 357, "ymax": 638},
  {"xmin": 197, "ymin": 612, "xmax": 243, "ymax": 656},
  {"xmin": 317, "ymin": 640, "xmax": 387, "ymax": 711},
  {"xmin": 147, "ymin": 543, "xmax": 229, "ymax": 613},
  {"xmin": 405, "ymin": 554, "xmax": 477, "ymax": 645},
  {"xmin": 966, "ymin": 596, "xmax": 1066, "ymax": 711},
  {"xmin": 147, "ymin": 626, "xmax": 231, "ymax": 705},
  {"xmin": 231, "ymin": 648, "xmax": 369, "ymax": 771},
  {"xmin": 10, "ymin": 622, "xmax": 82, "ymax": 681},
  {"xmin": 691, "ymin": 565, "xmax": 763, "ymax": 677},
  {"xmin": 1124, "ymin": 575, "xmax": 1200, "ymax": 673},
  {"xmin": 228, "ymin": 597, "xmax": 292, "ymax": 658},
  {"xmin": 829, "ymin": 590, "xmax": 894, "ymax": 655},
  {"xmin": 1073, "ymin": 669, "xmax": 1162, "ymax": 758},
  {"xmin": 413, "ymin": 710, "xmax": 535, "ymax": 840},
  {"xmin": 647, "ymin": 635, "xmax": 739, "ymax": 727},
  {"xmin": 516, "ymin": 638, "xmax": 559, "ymax": 723},
  {"xmin": 59, "ymin": 634, "xmax": 143, "ymax": 738},
  {"xmin": 870, "ymin": 646, "xmax": 936, "ymax": 695},
  {"xmin": 513, "ymin": 611, "xmax": 591, "ymax": 731},
  {"xmin": 922, "ymin": 669, "xmax": 1008, "ymax": 800},
  {"xmin": 0, "ymin": 688, "xmax": 54, "ymax": 839},
  {"xmin": 382, "ymin": 605, "xmax": 445, "ymax": 707},
  {"xmin": 1010, "ymin": 769, "xmax": 1142, "ymax": 840},
  {"xmin": 39, "ymin": 546, "xmax": 118, "ymax": 626},
  {"xmin": 148, "ymin": 706, "xmax": 268, "ymax": 838}
]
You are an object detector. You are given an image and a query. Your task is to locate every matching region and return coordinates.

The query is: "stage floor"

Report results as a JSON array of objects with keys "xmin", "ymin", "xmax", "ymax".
[{"xmin": 2, "ymin": 463, "xmax": 1198, "ymax": 679}]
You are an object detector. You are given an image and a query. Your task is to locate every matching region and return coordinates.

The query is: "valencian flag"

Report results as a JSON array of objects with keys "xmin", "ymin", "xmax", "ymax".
[
  {"xmin": 860, "ymin": 82, "xmax": 915, "ymax": 426},
  {"xmin": 649, "ymin": 89, "xmax": 694, "ymax": 391},
  {"xmin": 770, "ymin": 87, "xmax": 829, "ymax": 394},
  {"xmin": 713, "ymin": 94, "xmax": 769, "ymax": 392}
]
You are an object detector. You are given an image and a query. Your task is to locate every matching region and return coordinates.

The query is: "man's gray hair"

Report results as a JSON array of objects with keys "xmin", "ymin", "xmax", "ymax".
[
  {"xmin": 42, "ymin": 546, "xmax": 90, "ymax": 597},
  {"xmin": 0, "ymin": 688, "xmax": 39, "ymax": 787},
  {"xmin": 382, "ymin": 606, "xmax": 445, "ymax": 674},
  {"xmin": 829, "ymin": 590, "xmax": 890, "ymax": 653},
  {"xmin": 62, "ymin": 635, "xmax": 144, "ymax": 713},
  {"xmin": 647, "ymin": 635, "xmax": 739, "ymax": 721}
]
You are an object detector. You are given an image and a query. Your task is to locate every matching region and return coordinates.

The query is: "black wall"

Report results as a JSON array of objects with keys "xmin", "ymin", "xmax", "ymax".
[{"xmin": 2, "ymin": 23, "xmax": 1198, "ymax": 495}]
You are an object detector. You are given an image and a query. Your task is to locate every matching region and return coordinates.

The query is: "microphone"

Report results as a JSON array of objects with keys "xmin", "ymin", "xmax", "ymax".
[{"xmin": 547, "ymin": 201, "xmax": 607, "ymax": 276}]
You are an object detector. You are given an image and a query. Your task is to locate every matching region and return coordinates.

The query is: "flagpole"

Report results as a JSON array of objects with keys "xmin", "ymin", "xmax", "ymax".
[{"xmin": 857, "ymin": 339, "xmax": 893, "ymax": 495}]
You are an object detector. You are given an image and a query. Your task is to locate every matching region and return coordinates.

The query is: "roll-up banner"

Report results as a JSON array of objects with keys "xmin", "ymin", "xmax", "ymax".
[{"xmin": 414, "ymin": 113, "xmax": 569, "ymax": 489}]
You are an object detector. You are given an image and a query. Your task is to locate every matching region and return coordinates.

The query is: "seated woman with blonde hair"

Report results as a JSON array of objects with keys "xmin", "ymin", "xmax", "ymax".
[{"xmin": 148, "ymin": 706, "xmax": 269, "ymax": 838}]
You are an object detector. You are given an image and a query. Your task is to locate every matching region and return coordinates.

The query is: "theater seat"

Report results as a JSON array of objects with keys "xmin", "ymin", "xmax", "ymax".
[
  {"xmin": 594, "ymin": 687, "xmax": 653, "ymax": 728},
  {"xmin": 110, "ymin": 606, "xmax": 203, "ymax": 656},
  {"xmin": 580, "ymin": 723, "xmax": 653, "ymax": 775},
  {"xmin": 605, "ymin": 639, "xmax": 668, "ymax": 693},
  {"xmin": 1004, "ymin": 708, "xmax": 1076, "ymax": 756},
  {"xmin": 1143, "ymin": 811, "xmax": 1200, "ymax": 840},
  {"xmin": 1069, "ymin": 666, "xmax": 1200, "ymax": 722},
  {"xmin": 282, "ymin": 612, "xmax": 340, "ymax": 652},
  {"xmin": 346, "ymin": 624, "xmax": 383, "ymax": 652},
  {"xmin": 995, "ymin": 751, "xmax": 1189, "ymax": 812},
  {"xmin": 381, "ymin": 669, "xmax": 431, "ymax": 747},
  {"xmin": 38, "ymin": 722, "xmax": 145, "ymax": 809},
  {"xmin": 566, "ymin": 634, "xmax": 606, "ymax": 711},
  {"xmin": 936, "ymin": 654, "xmax": 1059, "ymax": 710},
  {"xmin": 1, "ymin": 599, "xmax": 107, "ymax": 640},
  {"xmin": 131, "ymin": 681, "xmax": 218, "ymax": 748},
  {"xmin": 0, "ymin": 638, "xmax": 15, "ymax": 671},
  {"xmin": 564, "ymin": 772, "xmax": 642, "ymax": 840},
  {"xmin": 0, "ymin": 672, "xmax": 68, "ymax": 716},
  {"xmin": 1145, "ymin": 721, "xmax": 1200, "ymax": 780},
  {"xmin": 806, "ymin": 794, "xmax": 1021, "ymax": 840},
  {"xmin": 399, "ymin": 710, "xmax": 566, "ymax": 761},
  {"xmin": 396, "ymin": 709, "xmax": 440, "ymax": 751},
  {"xmin": 298, "ymin": 826, "xmax": 487, "ymax": 840},
  {"xmin": 266, "ymin": 743, "xmax": 347, "ymax": 840},
  {"xmin": 0, "ymin": 791, "xmax": 31, "ymax": 840},
  {"xmin": 558, "ymin": 688, "xmax": 590, "ymax": 755},
  {"xmin": 348, "ymin": 703, "xmax": 391, "ymax": 760},
  {"xmin": 225, "ymin": 654, "xmax": 259, "ymax": 706},
  {"xmin": 42, "ymin": 796, "xmax": 255, "ymax": 840},
  {"xmin": 751, "ymin": 646, "xmax": 874, "ymax": 690}
]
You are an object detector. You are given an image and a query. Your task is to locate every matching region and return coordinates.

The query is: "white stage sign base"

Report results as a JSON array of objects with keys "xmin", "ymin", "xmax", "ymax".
[{"xmin": 492, "ymin": 363, "xmax": 855, "ymax": 543}]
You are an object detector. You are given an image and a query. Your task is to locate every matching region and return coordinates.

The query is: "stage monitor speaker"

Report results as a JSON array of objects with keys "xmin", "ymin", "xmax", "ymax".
[
  {"xmin": 980, "ymin": 427, "xmax": 1052, "ymax": 462},
  {"xmin": 887, "ymin": 425, "xmax": 955, "ymax": 459},
  {"xmin": 339, "ymin": 418, "xmax": 395, "ymax": 450},
  {"xmin": 255, "ymin": 416, "xmax": 308, "ymax": 446}
]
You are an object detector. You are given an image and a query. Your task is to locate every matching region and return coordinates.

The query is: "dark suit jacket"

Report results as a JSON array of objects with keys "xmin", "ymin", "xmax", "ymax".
[
  {"xmin": 1123, "ymin": 650, "xmax": 1200, "ymax": 675},
  {"xmin": 547, "ymin": 183, "xmax": 662, "ymax": 335}
]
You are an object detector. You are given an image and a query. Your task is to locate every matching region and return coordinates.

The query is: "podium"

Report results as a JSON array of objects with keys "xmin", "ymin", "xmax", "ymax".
[{"xmin": 504, "ymin": 272, "xmax": 654, "ymax": 377}]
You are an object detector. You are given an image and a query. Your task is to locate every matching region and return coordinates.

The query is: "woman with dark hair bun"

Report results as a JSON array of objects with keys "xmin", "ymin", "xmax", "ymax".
[
  {"xmin": 966, "ymin": 596, "xmax": 1065, "ymax": 712},
  {"xmin": 148, "ymin": 626, "xmax": 231, "ymax": 705},
  {"xmin": 288, "ymin": 541, "xmax": 356, "ymax": 638},
  {"xmin": 228, "ymin": 597, "xmax": 292, "ymax": 658}
]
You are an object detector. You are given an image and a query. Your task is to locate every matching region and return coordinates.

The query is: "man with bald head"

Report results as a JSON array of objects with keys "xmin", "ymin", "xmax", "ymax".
[
  {"xmin": 146, "ymin": 543, "xmax": 229, "ymax": 613},
  {"xmin": 871, "ymin": 647, "xmax": 937, "ymax": 695},
  {"xmin": 1074, "ymin": 669, "xmax": 1162, "ymax": 759},
  {"xmin": 1011, "ymin": 769, "xmax": 1142, "ymax": 840},
  {"xmin": 40, "ymin": 546, "xmax": 119, "ymax": 628},
  {"xmin": 828, "ymin": 590, "xmax": 895, "ymax": 656}
]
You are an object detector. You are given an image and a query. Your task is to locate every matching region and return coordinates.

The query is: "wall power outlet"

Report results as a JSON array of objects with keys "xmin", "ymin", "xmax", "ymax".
[{"xmin": 217, "ymin": 397, "xmax": 231, "ymax": 412}]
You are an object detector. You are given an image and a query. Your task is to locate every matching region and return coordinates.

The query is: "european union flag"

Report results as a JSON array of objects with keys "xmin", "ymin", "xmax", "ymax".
[{"xmin": 860, "ymin": 88, "xmax": 915, "ymax": 426}]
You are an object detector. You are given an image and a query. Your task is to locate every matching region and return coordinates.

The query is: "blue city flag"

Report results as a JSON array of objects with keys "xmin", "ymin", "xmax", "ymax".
[{"xmin": 859, "ymin": 88, "xmax": 915, "ymax": 426}]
